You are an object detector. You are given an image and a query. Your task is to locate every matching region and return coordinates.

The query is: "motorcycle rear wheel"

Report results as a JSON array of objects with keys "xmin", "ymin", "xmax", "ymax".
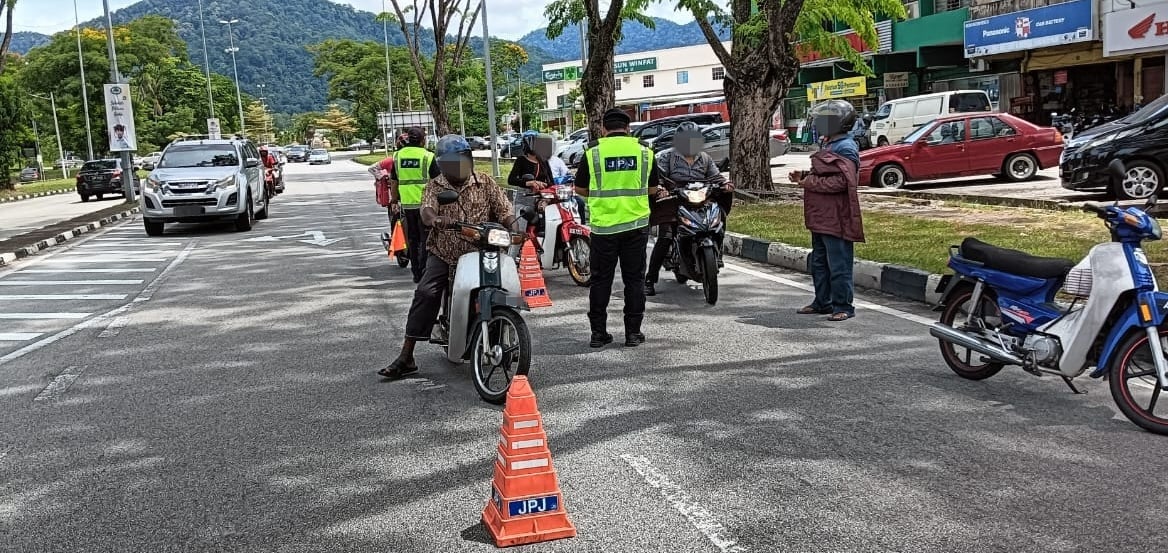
[
  {"xmin": 566, "ymin": 236, "xmax": 591, "ymax": 287},
  {"xmin": 396, "ymin": 253, "xmax": 410, "ymax": 268},
  {"xmin": 938, "ymin": 286, "xmax": 1005, "ymax": 380},
  {"xmin": 472, "ymin": 307, "xmax": 532, "ymax": 404},
  {"xmin": 1108, "ymin": 329, "xmax": 1168, "ymax": 435},
  {"xmin": 699, "ymin": 247, "xmax": 718, "ymax": 305}
]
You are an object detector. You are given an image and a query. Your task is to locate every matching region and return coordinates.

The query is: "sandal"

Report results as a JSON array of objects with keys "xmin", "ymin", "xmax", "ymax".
[
  {"xmin": 797, "ymin": 305, "xmax": 831, "ymax": 315},
  {"xmin": 828, "ymin": 312, "xmax": 854, "ymax": 321},
  {"xmin": 378, "ymin": 359, "xmax": 419, "ymax": 379}
]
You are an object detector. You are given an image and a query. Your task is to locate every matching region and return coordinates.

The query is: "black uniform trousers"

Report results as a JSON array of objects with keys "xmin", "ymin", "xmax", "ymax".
[
  {"xmin": 588, "ymin": 226, "xmax": 650, "ymax": 335},
  {"xmin": 402, "ymin": 208, "xmax": 429, "ymax": 282}
]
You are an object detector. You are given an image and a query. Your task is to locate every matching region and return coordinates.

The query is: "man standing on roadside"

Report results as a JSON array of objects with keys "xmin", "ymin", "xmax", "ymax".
[
  {"xmin": 388, "ymin": 127, "xmax": 440, "ymax": 283},
  {"xmin": 574, "ymin": 108, "xmax": 666, "ymax": 348}
]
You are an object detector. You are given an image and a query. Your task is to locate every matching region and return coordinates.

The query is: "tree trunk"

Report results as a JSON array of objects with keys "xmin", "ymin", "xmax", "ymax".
[
  {"xmin": 0, "ymin": 3, "xmax": 14, "ymax": 75},
  {"xmin": 726, "ymin": 82, "xmax": 782, "ymax": 192}
]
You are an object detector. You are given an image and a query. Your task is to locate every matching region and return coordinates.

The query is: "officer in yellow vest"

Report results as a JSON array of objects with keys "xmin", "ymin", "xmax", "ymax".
[
  {"xmin": 389, "ymin": 127, "xmax": 440, "ymax": 283},
  {"xmin": 574, "ymin": 108, "xmax": 666, "ymax": 348}
]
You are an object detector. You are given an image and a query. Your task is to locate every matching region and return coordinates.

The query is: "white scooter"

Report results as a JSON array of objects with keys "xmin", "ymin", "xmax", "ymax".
[{"xmin": 431, "ymin": 190, "xmax": 532, "ymax": 404}]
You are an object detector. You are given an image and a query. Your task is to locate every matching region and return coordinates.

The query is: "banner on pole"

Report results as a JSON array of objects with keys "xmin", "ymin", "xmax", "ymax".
[
  {"xmin": 207, "ymin": 118, "xmax": 222, "ymax": 140},
  {"xmin": 104, "ymin": 84, "xmax": 138, "ymax": 152}
]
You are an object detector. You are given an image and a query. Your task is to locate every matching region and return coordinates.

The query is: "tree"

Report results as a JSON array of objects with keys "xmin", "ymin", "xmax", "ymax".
[
  {"xmin": 244, "ymin": 101, "xmax": 274, "ymax": 143},
  {"xmin": 679, "ymin": 0, "xmax": 904, "ymax": 191},
  {"xmin": 315, "ymin": 105, "xmax": 358, "ymax": 144},
  {"xmin": 545, "ymin": 0, "xmax": 655, "ymax": 136},
  {"xmin": 386, "ymin": 0, "xmax": 483, "ymax": 135},
  {"xmin": 0, "ymin": 74, "xmax": 28, "ymax": 187},
  {"xmin": 0, "ymin": 0, "xmax": 16, "ymax": 74}
]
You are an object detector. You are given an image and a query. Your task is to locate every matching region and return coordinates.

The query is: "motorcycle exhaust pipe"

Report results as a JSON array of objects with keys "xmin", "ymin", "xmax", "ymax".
[{"xmin": 929, "ymin": 323, "xmax": 1023, "ymax": 365}]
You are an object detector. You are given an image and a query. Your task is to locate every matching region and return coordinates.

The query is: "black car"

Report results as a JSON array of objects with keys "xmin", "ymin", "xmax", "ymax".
[
  {"xmin": 503, "ymin": 136, "xmax": 526, "ymax": 158},
  {"xmin": 287, "ymin": 146, "xmax": 310, "ymax": 162},
  {"xmin": 1060, "ymin": 93, "xmax": 1168, "ymax": 200},
  {"xmin": 76, "ymin": 159, "xmax": 139, "ymax": 202}
]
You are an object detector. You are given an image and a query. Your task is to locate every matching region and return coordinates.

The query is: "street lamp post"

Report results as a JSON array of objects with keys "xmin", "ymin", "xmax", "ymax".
[
  {"xmin": 101, "ymin": 0, "xmax": 135, "ymax": 201},
  {"xmin": 31, "ymin": 92, "xmax": 68, "ymax": 180},
  {"xmin": 381, "ymin": 0, "xmax": 396, "ymax": 154},
  {"xmin": 220, "ymin": 19, "xmax": 246, "ymax": 135},
  {"xmin": 73, "ymin": 0, "xmax": 94, "ymax": 160},
  {"xmin": 481, "ymin": 0, "xmax": 500, "ymax": 177},
  {"xmin": 29, "ymin": 117, "xmax": 44, "ymax": 182},
  {"xmin": 197, "ymin": 0, "xmax": 215, "ymax": 120}
]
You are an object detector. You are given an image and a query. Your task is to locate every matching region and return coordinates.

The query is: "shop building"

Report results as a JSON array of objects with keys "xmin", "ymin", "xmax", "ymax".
[{"xmin": 1103, "ymin": 0, "xmax": 1168, "ymax": 106}]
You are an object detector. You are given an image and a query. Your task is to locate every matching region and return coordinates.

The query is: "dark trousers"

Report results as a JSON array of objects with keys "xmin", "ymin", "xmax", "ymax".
[
  {"xmin": 402, "ymin": 208, "xmax": 429, "ymax": 281},
  {"xmin": 809, "ymin": 232, "xmax": 856, "ymax": 316},
  {"xmin": 646, "ymin": 224, "xmax": 675, "ymax": 284},
  {"xmin": 588, "ymin": 227, "xmax": 650, "ymax": 334},
  {"xmin": 404, "ymin": 256, "xmax": 451, "ymax": 340}
]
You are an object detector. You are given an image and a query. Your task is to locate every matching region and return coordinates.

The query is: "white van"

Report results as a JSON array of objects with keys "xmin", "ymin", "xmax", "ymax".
[{"xmin": 868, "ymin": 90, "xmax": 993, "ymax": 147}]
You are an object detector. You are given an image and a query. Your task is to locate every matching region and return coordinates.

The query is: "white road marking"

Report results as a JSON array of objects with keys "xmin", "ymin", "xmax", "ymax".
[
  {"xmin": 18, "ymin": 268, "xmax": 157, "ymax": 273},
  {"xmin": 75, "ymin": 251, "xmax": 176, "ymax": 256},
  {"xmin": 0, "ymin": 294, "xmax": 127, "ymax": 300},
  {"xmin": 32, "ymin": 366, "xmax": 86, "ymax": 402},
  {"xmin": 0, "ymin": 313, "xmax": 90, "ymax": 319},
  {"xmin": 0, "ymin": 241, "xmax": 196, "ymax": 367},
  {"xmin": 726, "ymin": 262, "xmax": 936, "ymax": 326},
  {"xmin": 40, "ymin": 257, "xmax": 168, "ymax": 263},
  {"xmin": 0, "ymin": 280, "xmax": 144, "ymax": 286},
  {"xmin": 0, "ymin": 333, "xmax": 43, "ymax": 341},
  {"xmin": 98, "ymin": 317, "xmax": 129, "ymax": 338},
  {"xmin": 91, "ymin": 239, "xmax": 182, "ymax": 244},
  {"xmin": 620, "ymin": 454, "xmax": 747, "ymax": 553}
]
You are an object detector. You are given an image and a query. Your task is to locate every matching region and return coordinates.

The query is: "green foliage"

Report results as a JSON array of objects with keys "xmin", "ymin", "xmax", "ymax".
[
  {"xmin": 794, "ymin": 0, "xmax": 907, "ymax": 76},
  {"xmin": 315, "ymin": 105, "xmax": 358, "ymax": 144},
  {"xmin": 544, "ymin": 0, "xmax": 657, "ymax": 43},
  {"xmin": 0, "ymin": 74, "xmax": 29, "ymax": 186},
  {"xmin": 309, "ymin": 38, "xmax": 427, "ymax": 143}
]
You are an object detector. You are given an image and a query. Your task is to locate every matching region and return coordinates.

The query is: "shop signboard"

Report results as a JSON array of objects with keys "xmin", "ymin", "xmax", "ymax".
[
  {"xmin": 883, "ymin": 72, "xmax": 909, "ymax": 89},
  {"xmin": 543, "ymin": 66, "xmax": 582, "ymax": 82},
  {"xmin": 807, "ymin": 77, "xmax": 867, "ymax": 102},
  {"xmin": 963, "ymin": 0, "xmax": 1094, "ymax": 58},
  {"xmin": 614, "ymin": 58, "xmax": 657, "ymax": 74},
  {"xmin": 1103, "ymin": 1, "xmax": 1168, "ymax": 56}
]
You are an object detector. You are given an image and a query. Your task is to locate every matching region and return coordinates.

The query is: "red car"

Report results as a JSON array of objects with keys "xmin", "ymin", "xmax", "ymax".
[{"xmin": 859, "ymin": 112, "xmax": 1064, "ymax": 189}]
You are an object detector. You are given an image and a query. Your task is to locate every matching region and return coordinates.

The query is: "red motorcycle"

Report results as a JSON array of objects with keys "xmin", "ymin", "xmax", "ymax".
[{"xmin": 519, "ymin": 173, "xmax": 591, "ymax": 287}]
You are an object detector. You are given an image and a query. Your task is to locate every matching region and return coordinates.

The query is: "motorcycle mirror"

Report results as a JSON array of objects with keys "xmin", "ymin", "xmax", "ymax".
[{"xmin": 436, "ymin": 190, "xmax": 460, "ymax": 205}]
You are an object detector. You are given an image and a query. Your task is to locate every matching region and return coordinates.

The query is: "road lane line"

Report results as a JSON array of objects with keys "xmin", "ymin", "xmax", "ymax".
[
  {"xmin": 726, "ymin": 262, "xmax": 936, "ymax": 326},
  {"xmin": 0, "ymin": 313, "xmax": 90, "ymax": 319},
  {"xmin": 32, "ymin": 366, "xmax": 86, "ymax": 402},
  {"xmin": 39, "ymin": 257, "xmax": 168, "ymax": 263},
  {"xmin": 0, "ymin": 280, "xmax": 144, "ymax": 286},
  {"xmin": 619, "ymin": 454, "xmax": 748, "ymax": 553},
  {"xmin": 0, "ymin": 294, "xmax": 127, "ymax": 300},
  {"xmin": 0, "ymin": 333, "xmax": 43, "ymax": 341},
  {"xmin": 0, "ymin": 241, "xmax": 196, "ymax": 368},
  {"xmin": 17, "ymin": 268, "xmax": 157, "ymax": 273},
  {"xmin": 74, "ymin": 250, "xmax": 177, "ymax": 255},
  {"xmin": 98, "ymin": 317, "xmax": 129, "ymax": 338}
]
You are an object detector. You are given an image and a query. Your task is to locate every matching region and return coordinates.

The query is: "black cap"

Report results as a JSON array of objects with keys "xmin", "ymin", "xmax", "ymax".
[
  {"xmin": 602, "ymin": 108, "xmax": 630, "ymax": 125},
  {"xmin": 406, "ymin": 127, "xmax": 426, "ymax": 146}
]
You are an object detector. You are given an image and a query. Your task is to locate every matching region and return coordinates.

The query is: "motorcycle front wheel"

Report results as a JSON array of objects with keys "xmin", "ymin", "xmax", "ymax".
[
  {"xmin": 566, "ymin": 235, "xmax": 591, "ymax": 287},
  {"xmin": 699, "ymin": 247, "xmax": 719, "ymax": 305},
  {"xmin": 1109, "ymin": 328, "xmax": 1168, "ymax": 435},
  {"xmin": 937, "ymin": 286, "xmax": 1005, "ymax": 380},
  {"xmin": 472, "ymin": 306, "xmax": 532, "ymax": 404}
]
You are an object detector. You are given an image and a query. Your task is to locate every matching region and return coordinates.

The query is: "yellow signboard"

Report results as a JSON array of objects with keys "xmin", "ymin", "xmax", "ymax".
[{"xmin": 806, "ymin": 77, "xmax": 867, "ymax": 102}]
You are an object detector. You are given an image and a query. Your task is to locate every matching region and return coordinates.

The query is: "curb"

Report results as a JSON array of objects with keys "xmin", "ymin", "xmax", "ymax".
[
  {"xmin": 0, "ymin": 207, "xmax": 140, "ymax": 267},
  {"xmin": 1, "ymin": 187, "xmax": 75, "ymax": 203},
  {"xmin": 724, "ymin": 231, "xmax": 944, "ymax": 306}
]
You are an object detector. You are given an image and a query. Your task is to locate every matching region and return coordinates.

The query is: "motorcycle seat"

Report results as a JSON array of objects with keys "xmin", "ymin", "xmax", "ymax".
[{"xmin": 960, "ymin": 238, "xmax": 1074, "ymax": 279}]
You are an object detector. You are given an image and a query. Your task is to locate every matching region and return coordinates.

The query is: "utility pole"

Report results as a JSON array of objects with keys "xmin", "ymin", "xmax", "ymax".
[
  {"xmin": 47, "ymin": 93, "xmax": 67, "ymax": 180},
  {"xmin": 30, "ymin": 117, "xmax": 44, "ymax": 181},
  {"xmin": 197, "ymin": 0, "xmax": 215, "ymax": 119},
  {"xmin": 220, "ymin": 19, "xmax": 246, "ymax": 135},
  {"xmin": 382, "ymin": 0, "xmax": 396, "ymax": 154},
  {"xmin": 74, "ymin": 0, "xmax": 94, "ymax": 160},
  {"xmin": 517, "ymin": 73, "xmax": 523, "ymax": 131},
  {"xmin": 481, "ymin": 0, "xmax": 500, "ymax": 178},
  {"xmin": 102, "ymin": 0, "xmax": 135, "ymax": 201}
]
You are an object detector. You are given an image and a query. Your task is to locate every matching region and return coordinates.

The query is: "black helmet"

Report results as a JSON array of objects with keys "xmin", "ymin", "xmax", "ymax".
[
  {"xmin": 809, "ymin": 100, "xmax": 858, "ymax": 138},
  {"xmin": 405, "ymin": 127, "xmax": 426, "ymax": 146}
]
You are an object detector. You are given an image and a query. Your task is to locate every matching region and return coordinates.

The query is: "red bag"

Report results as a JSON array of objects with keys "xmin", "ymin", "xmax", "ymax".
[{"xmin": 375, "ymin": 178, "xmax": 391, "ymax": 207}]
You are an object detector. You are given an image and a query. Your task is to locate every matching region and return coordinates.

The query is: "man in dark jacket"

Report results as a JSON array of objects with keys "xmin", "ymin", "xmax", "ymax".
[{"xmin": 789, "ymin": 100, "xmax": 865, "ymax": 321}]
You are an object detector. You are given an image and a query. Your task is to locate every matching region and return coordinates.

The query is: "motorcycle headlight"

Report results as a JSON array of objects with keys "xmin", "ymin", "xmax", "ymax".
[
  {"xmin": 486, "ymin": 229, "xmax": 512, "ymax": 247},
  {"xmin": 685, "ymin": 190, "xmax": 707, "ymax": 204},
  {"xmin": 556, "ymin": 186, "xmax": 574, "ymax": 201},
  {"xmin": 214, "ymin": 176, "xmax": 236, "ymax": 190}
]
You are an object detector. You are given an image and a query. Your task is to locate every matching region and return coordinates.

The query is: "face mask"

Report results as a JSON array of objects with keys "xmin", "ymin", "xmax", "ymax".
[{"xmin": 675, "ymin": 130, "xmax": 704, "ymax": 157}]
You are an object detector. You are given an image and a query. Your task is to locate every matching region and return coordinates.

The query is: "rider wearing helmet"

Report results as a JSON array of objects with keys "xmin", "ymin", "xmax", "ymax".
[
  {"xmin": 788, "ymin": 99, "xmax": 864, "ymax": 321},
  {"xmin": 379, "ymin": 134, "xmax": 518, "ymax": 380},
  {"xmin": 388, "ymin": 127, "xmax": 441, "ymax": 282}
]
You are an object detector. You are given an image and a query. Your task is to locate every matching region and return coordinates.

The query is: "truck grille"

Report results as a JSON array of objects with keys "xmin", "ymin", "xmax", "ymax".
[
  {"xmin": 166, "ymin": 181, "xmax": 211, "ymax": 194},
  {"xmin": 162, "ymin": 198, "xmax": 218, "ymax": 207}
]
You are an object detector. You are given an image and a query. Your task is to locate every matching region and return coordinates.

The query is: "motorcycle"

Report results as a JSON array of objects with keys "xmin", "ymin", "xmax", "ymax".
[
  {"xmin": 431, "ymin": 189, "xmax": 532, "ymax": 404},
  {"xmin": 379, "ymin": 210, "xmax": 411, "ymax": 269},
  {"xmin": 659, "ymin": 178, "xmax": 728, "ymax": 305},
  {"xmin": 931, "ymin": 160, "xmax": 1168, "ymax": 435},
  {"xmin": 518, "ymin": 173, "xmax": 592, "ymax": 287},
  {"xmin": 1051, "ymin": 109, "xmax": 1076, "ymax": 140}
]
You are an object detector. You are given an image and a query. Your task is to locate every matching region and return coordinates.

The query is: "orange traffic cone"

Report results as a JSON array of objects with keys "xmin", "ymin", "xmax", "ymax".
[
  {"xmin": 518, "ymin": 241, "xmax": 552, "ymax": 308},
  {"xmin": 389, "ymin": 220, "xmax": 408, "ymax": 260},
  {"xmin": 482, "ymin": 375, "xmax": 576, "ymax": 547}
]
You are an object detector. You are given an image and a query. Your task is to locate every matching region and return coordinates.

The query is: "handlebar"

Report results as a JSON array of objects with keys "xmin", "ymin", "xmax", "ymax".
[{"xmin": 1081, "ymin": 202, "xmax": 1108, "ymax": 217}]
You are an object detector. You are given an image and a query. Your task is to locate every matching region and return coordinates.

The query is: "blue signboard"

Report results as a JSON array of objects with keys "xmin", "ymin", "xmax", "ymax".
[
  {"xmin": 507, "ymin": 495, "xmax": 559, "ymax": 518},
  {"xmin": 963, "ymin": 0, "xmax": 1094, "ymax": 58}
]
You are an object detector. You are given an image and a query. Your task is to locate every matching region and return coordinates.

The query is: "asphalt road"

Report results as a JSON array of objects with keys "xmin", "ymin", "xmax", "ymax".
[
  {"xmin": 1, "ymin": 158, "xmax": 1165, "ymax": 552},
  {"xmin": 0, "ymin": 190, "xmax": 125, "ymax": 242}
]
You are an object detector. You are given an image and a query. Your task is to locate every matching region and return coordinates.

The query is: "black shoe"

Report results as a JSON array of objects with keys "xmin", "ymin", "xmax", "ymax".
[
  {"xmin": 590, "ymin": 332, "xmax": 614, "ymax": 348},
  {"xmin": 644, "ymin": 281, "xmax": 656, "ymax": 296},
  {"xmin": 625, "ymin": 332, "xmax": 645, "ymax": 347}
]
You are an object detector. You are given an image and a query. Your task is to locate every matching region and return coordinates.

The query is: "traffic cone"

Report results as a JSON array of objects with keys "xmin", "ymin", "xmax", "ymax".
[
  {"xmin": 518, "ymin": 241, "xmax": 552, "ymax": 308},
  {"xmin": 390, "ymin": 220, "xmax": 408, "ymax": 257},
  {"xmin": 482, "ymin": 375, "xmax": 576, "ymax": 547}
]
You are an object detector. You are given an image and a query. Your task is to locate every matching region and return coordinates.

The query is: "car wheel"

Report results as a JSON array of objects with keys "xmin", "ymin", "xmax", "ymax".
[
  {"xmin": 234, "ymin": 197, "xmax": 254, "ymax": 232},
  {"xmin": 877, "ymin": 136, "xmax": 889, "ymax": 148},
  {"xmin": 144, "ymin": 219, "xmax": 164, "ymax": 236},
  {"xmin": 875, "ymin": 164, "xmax": 907, "ymax": 189},
  {"xmin": 80, "ymin": 194, "xmax": 90, "ymax": 202},
  {"xmin": 1003, "ymin": 153, "xmax": 1038, "ymax": 182},
  {"xmin": 96, "ymin": 193, "xmax": 104, "ymax": 201},
  {"xmin": 1114, "ymin": 161, "xmax": 1165, "ymax": 201}
]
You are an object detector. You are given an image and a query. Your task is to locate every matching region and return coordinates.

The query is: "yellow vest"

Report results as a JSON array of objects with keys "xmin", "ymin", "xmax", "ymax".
[
  {"xmin": 394, "ymin": 146, "xmax": 433, "ymax": 208},
  {"xmin": 584, "ymin": 136, "xmax": 651, "ymax": 235}
]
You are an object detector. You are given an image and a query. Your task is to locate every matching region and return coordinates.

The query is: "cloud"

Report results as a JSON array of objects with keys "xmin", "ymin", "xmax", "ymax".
[{"xmin": 12, "ymin": 0, "xmax": 138, "ymax": 33}]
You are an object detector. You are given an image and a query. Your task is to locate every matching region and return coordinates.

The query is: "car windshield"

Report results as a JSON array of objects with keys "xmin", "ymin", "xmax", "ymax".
[
  {"xmin": 1124, "ymin": 93, "xmax": 1168, "ymax": 125},
  {"xmin": 900, "ymin": 120, "xmax": 939, "ymax": 143},
  {"xmin": 158, "ymin": 145, "xmax": 239, "ymax": 168},
  {"xmin": 311, "ymin": 149, "xmax": 327, "ymax": 155},
  {"xmin": 81, "ymin": 160, "xmax": 117, "ymax": 171},
  {"xmin": 290, "ymin": 146, "xmax": 306, "ymax": 152}
]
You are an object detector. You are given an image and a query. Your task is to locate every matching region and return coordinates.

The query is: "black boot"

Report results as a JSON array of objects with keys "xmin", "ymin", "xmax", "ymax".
[
  {"xmin": 624, "ymin": 332, "xmax": 646, "ymax": 347},
  {"xmin": 644, "ymin": 280, "xmax": 656, "ymax": 296},
  {"xmin": 590, "ymin": 331, "xmax": 614, "ymax": 348}
]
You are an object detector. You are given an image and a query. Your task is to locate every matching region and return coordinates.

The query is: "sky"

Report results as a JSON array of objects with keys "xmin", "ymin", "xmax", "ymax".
[{"xmin": 13, "ymin": 0, "xmax": 702, "ymax": 40}]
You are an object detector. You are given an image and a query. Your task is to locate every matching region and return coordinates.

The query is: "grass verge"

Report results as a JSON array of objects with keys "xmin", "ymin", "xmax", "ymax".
[
  {"xmin": 729, "ymin": 200, "xmax": 1168, "ymax": 277},
  {"xmin": 2, "ymin": 178, "xmax": 74, "ymax": 200}
]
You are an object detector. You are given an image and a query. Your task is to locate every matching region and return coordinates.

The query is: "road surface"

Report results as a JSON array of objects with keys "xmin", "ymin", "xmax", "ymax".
[
  {"xmin": 0, "ymin": 191, "xmax": 125, "ymax": 242},
  {"xmin": 0, "ymin": 158, "xmax": 1163, "ymax": 552}
]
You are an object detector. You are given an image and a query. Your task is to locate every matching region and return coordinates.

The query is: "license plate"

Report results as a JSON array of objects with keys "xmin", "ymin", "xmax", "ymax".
[{"xmin": 173, "ymin": 206, "xmax": 204, "ymax": 217}]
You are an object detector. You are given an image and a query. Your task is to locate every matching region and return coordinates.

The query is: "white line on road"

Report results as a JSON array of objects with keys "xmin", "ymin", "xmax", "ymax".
[
  {"xmin": 0, "ymin": 241, "xmax": 196, "ymax": 367},
  {"xmin": 619, "ymin": 454, "xmax": 748, "ymax": 553},
  {"xmin": 726, "ymin": 262, "xmax": 936, "ymax": 326},
  {"xmin": 0, "ymin": 280, "xmax": 144, "ymax": 286},
  {"xmin": 17, "ymin": 268, "xmax": 158, "ymax": 273},
  {"xmin": 0, "ymin": 294, "xmax": 127, "ymax": 300},
  {"xmin": 74, "ymin": 250, "xmax": 176, "ymax": 255},
  {"xmin": 98, "ymin": 317, "xmax": 129, "ymax": 338},
  {"xmin": 0, "ymin": 313, "xmax": 90, "ymax": 319},
  {"xmin": 39, "ymin": 257, "xmax": 168, "ymax": 263},
  {"xmin": 0, "ymin": 333, "xmax": 43, "ymax": 341},
  {"xmin": 32, "ymin": 366, "xmax": 87, "ymax": 402}
]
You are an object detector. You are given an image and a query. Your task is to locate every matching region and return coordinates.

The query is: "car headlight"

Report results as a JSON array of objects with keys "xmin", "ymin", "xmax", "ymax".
[
  {"xmin": 214, "ymin": 176, "xmax": 236, "ymax": 190},
  {"xmin": 684, "ymin": 190, "xmax": 707, "ymax": 204},
  {"xmin": 146, "ymin": 177, "xmax": 162, "ymax": 191},
  {"xmin": 486, "ymin": 229, "xmax": 512, "ymax": 247}
]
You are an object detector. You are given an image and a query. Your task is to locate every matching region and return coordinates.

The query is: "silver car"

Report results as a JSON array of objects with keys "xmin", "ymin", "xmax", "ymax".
[
  {"xmin": 657, "ymin": 123, "xmax": 790, "ymax": 171},
  {"xmin": 139, "ymin": 138, "xmax": 269, "ymax": 236}
]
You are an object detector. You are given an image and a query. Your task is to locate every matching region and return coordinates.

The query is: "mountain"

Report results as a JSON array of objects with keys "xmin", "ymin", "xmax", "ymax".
[
  {"xmin": 87, "ymin": 0, "xmax": 553, "ymax": 113},
  {"xmin": 517, "ymin": 18, "xmax": 732, "ymax": 62},
  {"xmin": 1, "ymin": 31, "xmax": 51, "ymax": 54}
]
